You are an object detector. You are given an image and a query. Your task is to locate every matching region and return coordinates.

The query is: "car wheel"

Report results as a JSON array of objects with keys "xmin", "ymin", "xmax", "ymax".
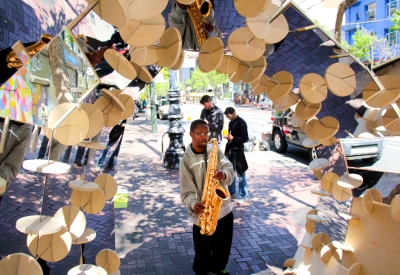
[
  {"xmin": 308, "ymin": 147, "xmax": 318, "ymax": 161},
  {"xmin": 273, "ymin": 130, "xmax": 288, "ymax": 153}
]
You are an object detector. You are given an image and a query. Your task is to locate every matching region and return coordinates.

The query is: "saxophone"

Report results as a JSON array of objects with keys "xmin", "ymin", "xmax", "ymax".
[
  {"xmin": 186, "ymin": 0, "xmax": 212, "ymax": 48},
  {"xmin": 198, "ymin": 138, "xmax": 230, "ymax": 236},
  {"xmin": 6, "ymin": 34, "xmax": 52, "ymax": 69}
]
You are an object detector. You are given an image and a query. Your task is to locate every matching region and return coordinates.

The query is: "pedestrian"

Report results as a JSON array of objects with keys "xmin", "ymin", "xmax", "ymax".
[
  {"xmin": 96, "ymin": 120, "xmax": 126, "ymax": 171},
  {"xmin": 0, "ymin": 119, "xmax": 33, "ymax": 203},
  {"xmin": 223, "ymin": 107, "xmax": 249, "ymax": 204},
  {"xmin": 200, "ymin": 95, "xmax": 224, "ymax": 148},
  {"xmin": 180, "ymin": 119, "xmax": 234, "ymax": 275}
]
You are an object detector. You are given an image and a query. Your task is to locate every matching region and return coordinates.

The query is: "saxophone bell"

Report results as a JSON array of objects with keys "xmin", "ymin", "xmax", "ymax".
[{"xmin": 197, "ymin": 0, "xmax": 212, "ymax": 18}]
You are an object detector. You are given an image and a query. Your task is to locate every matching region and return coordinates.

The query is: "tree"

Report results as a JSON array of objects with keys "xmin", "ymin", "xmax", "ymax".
[
  {"xmin": 342, "ymin": 25, "xmax": 400, "ymax": 68},
  {"xmin": 392, "ymin": 10, "xmax": 400, "ymax": 31},
  {"xmin": 185, "ymin": 67, "xmax": 209, "ymax": 92},
  {"xmin": 334, "ymin": 0, "xmax": 358, "ymax": 42},
  {"xmin": 206, "ymin": 70, "xmax": 229, "ymax": 93}
]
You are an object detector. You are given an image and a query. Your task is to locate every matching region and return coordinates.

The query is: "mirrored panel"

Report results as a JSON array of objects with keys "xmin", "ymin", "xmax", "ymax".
[{"xmin": 0, "ymin": 29, "xmax": 100, "ymax": 125}]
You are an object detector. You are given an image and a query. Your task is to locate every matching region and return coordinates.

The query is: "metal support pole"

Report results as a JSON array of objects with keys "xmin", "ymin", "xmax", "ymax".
[
  {"xmin": 150, "ymin": 81, "xmax": 157, "ymax": 133},
  {"xmin": 163, "ymin": 69, "xmax": 185, "ymax": 170}
]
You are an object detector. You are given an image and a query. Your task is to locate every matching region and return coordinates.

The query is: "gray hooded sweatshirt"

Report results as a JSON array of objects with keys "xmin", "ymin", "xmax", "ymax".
[{"xmin": 180, "ymin": 143, "xmax": 234, "ymax": 224}]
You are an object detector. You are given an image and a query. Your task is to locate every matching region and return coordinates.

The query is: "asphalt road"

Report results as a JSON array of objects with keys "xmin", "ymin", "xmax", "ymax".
[{"xmin": 158, "ymin": 103, "xmax": 400, "ymax": 173}]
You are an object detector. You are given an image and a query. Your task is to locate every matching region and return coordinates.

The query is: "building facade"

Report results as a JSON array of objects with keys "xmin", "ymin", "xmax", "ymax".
[{"xmin": 344, "ymin": 0, "xmax": 399, "ymax": 45}]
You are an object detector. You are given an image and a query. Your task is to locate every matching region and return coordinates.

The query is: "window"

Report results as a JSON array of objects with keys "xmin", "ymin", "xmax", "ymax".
[
  {"xmin": 386, "ymin": 29, "xmax": 398, "ymax": 46},
  {"xmin": 366, "ymin": 2, "xmax": 376, "ymax": 21},
  {"xmin": 387, "ymin": 0, "xmax": 399, "ymax": 17}
]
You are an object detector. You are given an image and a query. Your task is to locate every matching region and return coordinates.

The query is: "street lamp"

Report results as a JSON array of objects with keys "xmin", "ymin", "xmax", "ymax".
[{"xmin": 163, "ymin": 69, "xmax": 185, "ymax": 170}]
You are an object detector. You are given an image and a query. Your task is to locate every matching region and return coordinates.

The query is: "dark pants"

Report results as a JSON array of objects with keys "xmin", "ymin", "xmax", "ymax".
[
  {"xmin": 97, "ymin": 138, "xmax": 122, "ymax": 167},
  {"xmin": 37, "ymin": 135, "xmax": 49, "ymax": 159},
  {"xmin": 192, "ymin": 211, "xmax": 234, "ymax": 275},
  {"xmin": 61, "ymin": 146, "xmax": 89, "ymax": 164}
]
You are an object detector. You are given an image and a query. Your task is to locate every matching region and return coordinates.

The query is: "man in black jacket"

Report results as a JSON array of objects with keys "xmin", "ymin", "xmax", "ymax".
[
  {"xmin": 223, "ymin": 107, "xmax": 249, "ymax": 204},
  {"xmin": 200, "ymin": 95, "xmax": 224, "ymax": 147}
]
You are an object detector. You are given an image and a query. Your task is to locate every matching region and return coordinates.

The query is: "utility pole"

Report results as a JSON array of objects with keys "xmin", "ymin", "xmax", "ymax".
[{"xmin": 150, "ymin": 81, "xmax": 157, "ymax": 133}]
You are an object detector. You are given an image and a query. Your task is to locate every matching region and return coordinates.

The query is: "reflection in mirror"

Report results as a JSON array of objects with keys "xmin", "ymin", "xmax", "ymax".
[{"xmin": 0, "ymin": 29, "xmax": 99, "ymax": 126}]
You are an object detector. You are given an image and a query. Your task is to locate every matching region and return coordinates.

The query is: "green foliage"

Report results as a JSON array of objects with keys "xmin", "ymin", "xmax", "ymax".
[
  {"xmin": 346, "ymin": 25, "xmax": 376, "ymax": 63},
  {"xmin": 392, "ymin": 10, "xmax": 400, "ymax": 31},
  {"xmin": 154, "ymin": 82, "xmax": 169, "ymax": 97},
  {"xmin": 185, "ymin": 68, "xmax": 229, "ymax": 92},
  {"xmin": 63, "ymin": 30, "xmax": 75, "ymax": 45}
]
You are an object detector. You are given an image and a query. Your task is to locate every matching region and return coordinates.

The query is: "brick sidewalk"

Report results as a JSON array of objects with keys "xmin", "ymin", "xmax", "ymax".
[{"xmin": 113, "ymin": 115, "xmax": 345, "ymax": 275}]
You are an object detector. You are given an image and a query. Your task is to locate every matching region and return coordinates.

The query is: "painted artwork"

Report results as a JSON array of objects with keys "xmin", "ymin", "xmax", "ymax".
[{"xmin": 0, "ymin": 52, "xmax": 36, "ymax": 123}]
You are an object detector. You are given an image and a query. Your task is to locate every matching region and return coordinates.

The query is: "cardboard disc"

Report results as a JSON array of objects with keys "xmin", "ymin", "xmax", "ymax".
[
  {"xmin": 309, "ymin": 158, "xmax": 329, "ymax": 171},
  {"xmin": 119, "ymin": 14, "xmax": 165, "ymax": 47},
  {"xmin": 94, "ymin": 174, "xmax": 118, "ymax": 201},
  {"xmin": 126, "ymin": 0, "xmax": 168, "ymax": 20},
  {"xmin": 72, "ymin": 228, "xmax": 97, "ymax": 245},
  {"xmin": 275, "ymin": 92, "xmax": 299, "ymax": 110},
  {"xmin": 16, "ymin": 215, "xmax": 64, "ymax": 235},
  {"xmin": 46, "ymin": 103, "xmax": 90, "ymax": 146},
  {"xmin": 104, "ymin": 49, "xmax": 137, "ymax": 80},
  {"xmin": 321, "ymin": 172, "xmax": 339, "ymax": 193},
  {"xmin": 324, "ymin": 63, "xmax": 356, "ymax": 97},
  {"xmin": 176, "ymin": 0, "xmax": 195, "ymax": 4},
  {"xmin": 23, "ymin": 159, "xmax": 70, "ymax": 174},
  {"xmin": 96, "ymin": 249, "xmax": 120, "ymax": 274},
  {"xmin": 69, "ymin": 180, "xmax": 100, "ymax": 191},
  {"xmin": 311, "ymin": 232, "xmax": 331, "ymax": 253},
  {"xmin": 77, "ymin": 141, "xmax": 106, "ymax": 150},
  {"xmin": 332, "ymin": 182, "xmax": 352, "ymax": 202},
  {"xmin": 238, "ymin": 56, "xmax": 267, "ymax": 83},
  {"xmin": 307, "ymin": 214, "xmax": 327, "ymax": 222},
  {"xmin": 0, "ymin": 177, "xmax": 7, "ymax": 195},
  {"xmin": 88, "ymin": 0, "xmax": 129, "ymax": 27},
  {"xmin": 246, "ymin": 4, "xmax": 289, "ymax": 44},
  {"xmin": 118, "ymin": 94, "xmax": 135, "ymax": 119},
  {"xmin": 68, "ymin": 264, "xmax": 98, "ymax": 275},
  {"xmin": 94, "ymin": 90, "xmax": 125, "ymax": 127},
  {"xmin": 295, "ymin": 100, "xmax": 321, "ymax": 121},
  {"xmin": 291, "ymin": 113, "xmax": 305, "ymax": 128},
  {"xmin": 54, "ymin": 205, "xmax": 86, "ymax": 240},
  {"xmin": 129, "ymin": 46, "xmax": 159, "ymax": 65},
  {"xmin": 313, "ymin": 116, "xmax": 339, "ymax": 140},
  {"xmin": 299, "ymin": 73, "xmax": 328, "ymax": 104},
  {"xmin": 229, "ymin": 71, "xmax": 243, "ymax": 84},
  {"xmin": 302, "ymin": 138, "xmax": 319, "ymax": 149},
  {"xmin": 198, "ymin": 37, "xmax": 224, "ymax": 73},
  {"xmin": 311, "ymin": 189, "xmax": 330, "ymax": 196},
  {"xmin": 382, "ymin": 105, "xmax": 400, "ymax": 133},
  {"xmin": 0, "ymin": 253, "xmax": 43, "ymax": 275},
  {"xmin": 156, "ymin": 27, "xmax": 182, "ymax": 68},
  {"xmin": 234, "ymin": 0, "xmax": 270, "ymax": 17},
  {"xmin": 251, "ymin": 75, "xmax": 268, "ymax": 95},
  {"xmin": 305, "ymin": 119, "xmax": 322, "ymax": 141},
  {"xmin": 216, "ymin": 55, "xmax": 241, "ymax": 74},
  {"xmin": 70, "ymin": 189, "xmax": 106, "ymax": 215},
  {"xmin": 227, "ymin": 27, "xmax": 266, "ymax": 62},
  {"xmin": 170, "ymin": 50, "xmax": 185, "ymax": 70},
  {"xmin": 101, "ymin": 89, "xmax": 125, "ymax": 111},
  {"xmin": 82, "ymin": 104, "xmax": 104, "ymax": 139},
  {"xmin": 362, "ymin": 188, "xmax": 382, "ymax": 215},
  {"xmin": 27, "ymin": 226, "xmax": 72, "ymax": 262},
  {"xmin": 337, "ymin": 174, "xmax": 363, "ymax": 189},
  {"xmin": 266, "ymin": 71, "xmax": 293, "ymax": 101},
  {"xmin": 317, "ymin": 136, "xmax": 337, "ymax": 146},
  {"xmin": 363, "ymin": 75, "xmax": 400, "ymax": 108},
  {"xmin": 130, "ymin": 61, "xmax": 153, "ymax": 83}
]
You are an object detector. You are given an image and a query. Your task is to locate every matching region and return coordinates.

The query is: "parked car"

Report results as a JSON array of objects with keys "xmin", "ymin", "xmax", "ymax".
[
  {"xmin": 214, "ymin": 99, "xmax": 234, "ymax": 111},
  {"xmin": 271, "ymin": 108, "xmax": 384, "ymax": 162},
  {"xmin": 157, "ymin": 99, "xmax": 170, "ymax": 120},
  {"xmin": 258, "ymin": 98, "xmax": 272, "ymax": 110}
]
